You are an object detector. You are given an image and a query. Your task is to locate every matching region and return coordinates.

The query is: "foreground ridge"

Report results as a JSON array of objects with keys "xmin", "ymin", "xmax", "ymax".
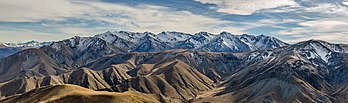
[{"xmin": 0, "ymin": 84, "xmax": 162, "ymax": 103}]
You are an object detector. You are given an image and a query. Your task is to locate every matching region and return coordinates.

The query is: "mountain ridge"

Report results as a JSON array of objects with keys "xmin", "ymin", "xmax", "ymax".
[
  {"xmin": 1, "ymin": 31, "xmax": 348, "ymax": 103},
  {"xmin": 1, "ymin": 31, "xmax": 287, "ymax": 58}
]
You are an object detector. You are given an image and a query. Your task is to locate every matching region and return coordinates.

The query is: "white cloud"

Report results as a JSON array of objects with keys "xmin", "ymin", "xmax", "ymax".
[
  {"xmin": 83, "ymin": 3, "xmax": 242, "ymax": 34},
  {"xmin": 0, "ymin": 0, "xmax": 91, "ymax": 22},
  {"xmin": 2, "ymin": 0, "xmax": 348, "ymax": 43},
  {"xmin": 0, "ymin": 27, "xmax": 64, "ymax": 42},
  {"xmin": 277, "ymin": 20, "xmax": 348, "ymax": 43},
  {"xmin": 194, "ymin": 0, "xmax": 298, "ymax": 15},
  {"xmin": 0, "ymin": 0, "xmax": 248, "ymax": 42},
  {"xmin": 343, "ymin": 2, "xmax": 348, "ymax": 6},
  {"xmin": 256, "ymin": 19, "xmax": 302, "ymax": 26},
  {"xmin": 304, "ymin": 3, "xmax": 348, "ymax": 16},
  {"xmin": 278, "ymin": 20, "xmax": 348, "ymax": 35},
  {"xmin": 280, "ymin": 32, "xmax": 348, "ymax": 43},
  {"xmin": 299, "ymin": 20, "xmax": 348, "ymax": 32}
]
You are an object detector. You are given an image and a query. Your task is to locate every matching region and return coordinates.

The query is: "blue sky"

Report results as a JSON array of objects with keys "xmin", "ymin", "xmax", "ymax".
[{"xmin": 0, "ymin": 0, "xmax": 348, "ymax": 43}]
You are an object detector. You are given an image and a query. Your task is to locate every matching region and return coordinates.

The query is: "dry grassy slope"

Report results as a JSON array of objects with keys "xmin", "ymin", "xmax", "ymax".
[
  {"xmin": 62, "ymin": 68, "xmax": 111, "ymax": 90},
  {"xmin": 87, "ymin": 53, "xmax": 139, "ymax": 71},
  {"xmin": 0, "ymin": 48, "xmax": 70, "ymax": 82},
  {"xmin": 0, "ymin": 84, "xmax": 161, "ymax": 103},
  {"xmin": 87, "ymin": 50, "xmax": 242, "ymax": 82},
  {"xmin": 117, "ymin": 60, "xmax": 214, "ymax": 101},
  {"xmin": 0, "ymin": 66, "xmax": 131, "ymax": 97},
  {"xmin": 0, "ymin": 75, "xmax": 64, "ymax": 98},
  {"xmin": 128, "ymin": 64, "xmax": 155, "ymax": 77},
  {"xmin": 102, "ymin": 65, "xmax": 132, "ymax": 86},
  {"xmin": 151, "ymin": 51, "xmax": 241, "ymax": 82}
]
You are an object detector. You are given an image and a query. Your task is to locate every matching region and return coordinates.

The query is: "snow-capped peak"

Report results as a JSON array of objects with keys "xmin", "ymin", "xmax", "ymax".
[
  {"xmin": 2, "ymin": 40, "xmax": 51, "ymax": 48},
  {"xmin": 295, "ymin": 40, "xmax": 344, "ymax": 63},
  {"xmin": 156, "ymin": 31, "xmax": 191, "ymax": 43},
  {"xmin": 51, "ymin": 31, "xmax": 289, "ymax": 53}
]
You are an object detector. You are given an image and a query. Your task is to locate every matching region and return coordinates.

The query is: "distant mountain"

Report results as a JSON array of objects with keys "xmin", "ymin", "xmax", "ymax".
[
  {"xmin": 0, "ymin": 47, "xmax": 23, "ymax": 58},
  {"xmin": 0, "ymin": 41, "xmax": 51, "ymax": 58},
  {"xmin": 2, "ymin": 41, "xmax": 51, "ymax": 48},
  {"xmin": 0, "ymin": 31, "xmax": 288, "ymax": 59},
  {"xmin": 95, "ymin": 31, "xmax": 288, "ymax": 52},
  {"xmin": 132, "ymin": 34, "xmax": 172, "ymax": 52},
  {"xmin": 175, "ymin": 32, "xmax": 216, "ymax": 49},
  {"xmin": 95, "ymin": 31, "xmax": 137, "ymax": 51},
  {"xmin": 156, "ymin": 31, "xmax": 192, "ymax": 45}
]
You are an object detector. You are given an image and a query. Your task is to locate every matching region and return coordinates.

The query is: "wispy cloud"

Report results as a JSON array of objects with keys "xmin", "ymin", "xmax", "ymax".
[
  {"xmin": 194, "ymin": 0, "xmax": 298, "ymax": 15},
  {"xmin": 0, "ymin": 26, "xmax": 64, "ymax": 42},
  {"xmin": 303, "ymin": 3, "xmax": 348, "ymax": 16},
  {"xmin": 270, "ymin": 2, "xmax": 348, "ymax": 43},
  {"xmin": 276, "ymin": 20, "xmax": 348, "ymax": 43},
  {"xmin": 0, "ymin": 0, "xmax": 246, "ymax": 42},
  {"xmin": 0, "ymin": 0, "xmax": 348, "ymax": 43},
  {"xmin": 0, "ymin": 0, "xmax": 90, "ymax": 22}
]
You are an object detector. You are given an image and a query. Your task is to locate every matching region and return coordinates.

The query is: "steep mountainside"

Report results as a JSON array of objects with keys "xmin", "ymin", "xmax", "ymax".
[
  {"xmin": 194, "ymin": 40, "xmax": 348, "ymax": 103},
  {"xmin": 42, "ymin": 36, "xmax": 126, "ymax": 68},
  {"xmin": 116, "ymin": 60, "xmax": 214, "ymax": 101},
  {"xmin": 86, "ymin": 50, "xmax": 242, "ymax": 82},
  {"xmin": 0, "ymin": 49, "xmax": 69, "ymax": 82}
]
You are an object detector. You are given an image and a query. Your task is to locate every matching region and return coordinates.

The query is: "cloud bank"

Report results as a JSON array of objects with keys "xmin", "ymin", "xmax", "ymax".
[{"xmin": 0, "ymin": 0, "xmax": 348, "ymax": 43}]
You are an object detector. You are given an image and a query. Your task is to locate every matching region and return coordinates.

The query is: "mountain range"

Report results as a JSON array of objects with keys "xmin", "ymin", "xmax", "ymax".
[
  {"xmin": 0, "ymin": 31, "xmax": 347, "ymax": 103},
  {"xmin": 0, "ymin": 41, "xmax": 51, "ymax": 58}
]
